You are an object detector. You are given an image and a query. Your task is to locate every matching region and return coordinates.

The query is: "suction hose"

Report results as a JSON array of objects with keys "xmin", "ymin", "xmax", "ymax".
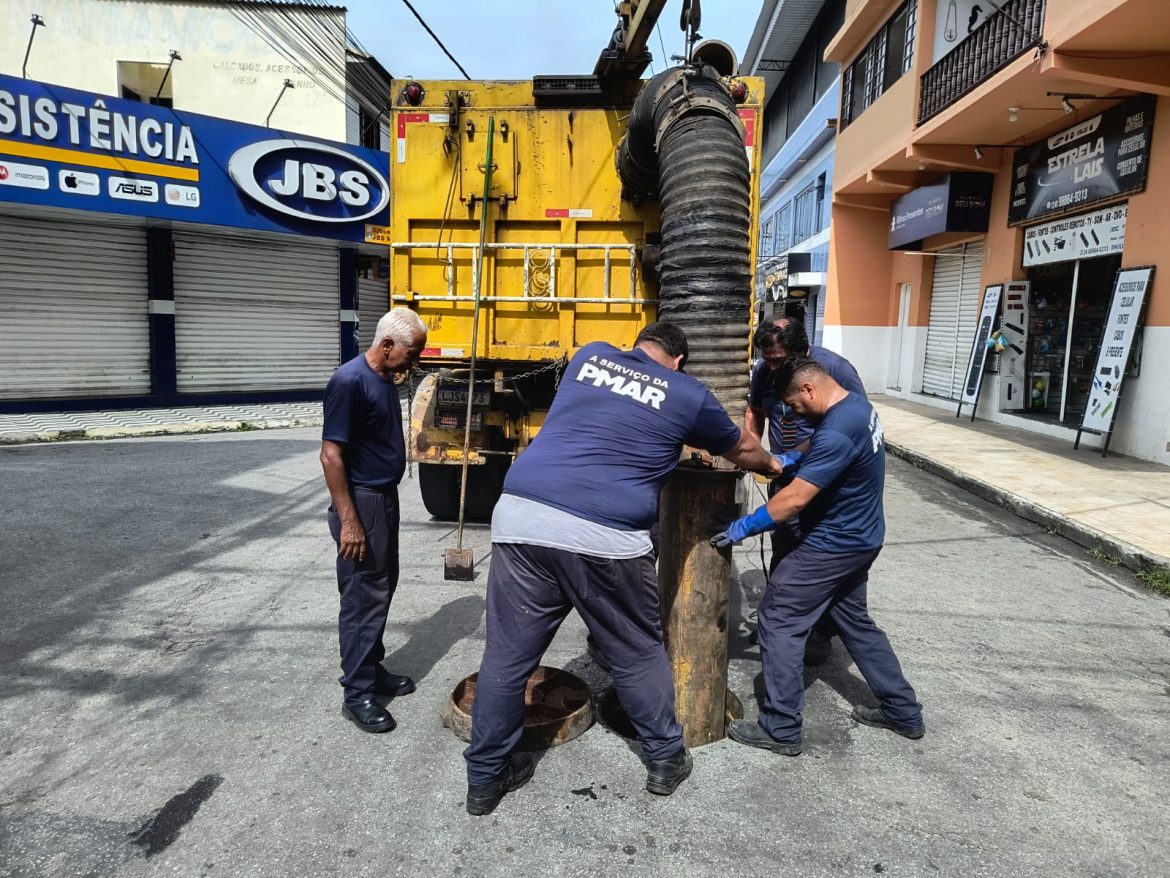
[{"xmin": 618, "ymin": 66, "xmax": 751, "ymax": 418}]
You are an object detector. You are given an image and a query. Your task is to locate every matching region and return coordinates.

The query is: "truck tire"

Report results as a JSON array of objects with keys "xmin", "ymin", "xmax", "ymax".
[{"xmin": 417, "ymin": 462, "xmax": 504, "ymax": 523}]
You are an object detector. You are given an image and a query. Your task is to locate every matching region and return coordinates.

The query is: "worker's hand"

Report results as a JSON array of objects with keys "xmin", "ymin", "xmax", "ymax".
[
  {"xmin": 338, "ymin": 516, "xmax": 367, "ymax": 562},
  {"xmin": 709, "ymin": 506, "xmax": 777, "ymax": 549},
  {"xmin": 774, "ymin": 449, "xmax": 803, "ymax": 474}
]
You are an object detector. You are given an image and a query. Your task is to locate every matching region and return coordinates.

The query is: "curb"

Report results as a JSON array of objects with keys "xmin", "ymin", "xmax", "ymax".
[
  {"xmin": 885, "ymin": 440, "xmax": 1170, "ymax": 575},
  {"xmin": 0, "ymin": 417, "xmax": 323, "ymax": 446}
]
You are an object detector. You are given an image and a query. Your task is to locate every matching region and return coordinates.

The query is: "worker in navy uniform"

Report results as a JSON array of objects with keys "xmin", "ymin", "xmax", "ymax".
[
  {"xmin": 463, "ymin": 322, "xmax": 783, "ymax": 816},
  {"xmin": 320, "ymin": 307, "xmax": 427, "ymax": 733},
  {"xmin": 746, "ymin": 318, "xmax": 867, "ymax": 663},
  {"xmin": 715, "ymin": 357, "xmax": 924, "ymax": 755}
]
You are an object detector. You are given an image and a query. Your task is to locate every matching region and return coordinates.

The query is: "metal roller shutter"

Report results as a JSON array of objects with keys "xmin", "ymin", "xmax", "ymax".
[
  {"xmin": 922, "ymin": 242, "xmax": 983, "ymax": 399},
  {"xmin": 0, "ymin": 213, "xmax": 149, "ymax": 400},
  {"xmin": 173, "ymin": 233, "xmax": 338, "ymax": 393},
  {"xmin": 357, "ymin": 274, "xmax": 389, "ymax": 350}
]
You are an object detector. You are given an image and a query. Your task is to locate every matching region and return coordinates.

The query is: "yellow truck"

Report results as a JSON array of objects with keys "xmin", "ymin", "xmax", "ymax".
[{"xmin": 386, "ymin": 4, "xmax": 764, "ymax": 520}]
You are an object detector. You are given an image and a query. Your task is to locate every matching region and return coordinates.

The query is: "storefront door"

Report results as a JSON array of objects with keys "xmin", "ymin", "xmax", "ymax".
[{"xmin": 1025, "ymin": 253, "xmax": 1121, "ymax": 422}]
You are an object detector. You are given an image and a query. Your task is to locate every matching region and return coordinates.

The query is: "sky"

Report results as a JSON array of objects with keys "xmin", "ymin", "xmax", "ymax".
[{"xmin": 342, "ymin": 0, "xmax": 760, "ymax": 81}]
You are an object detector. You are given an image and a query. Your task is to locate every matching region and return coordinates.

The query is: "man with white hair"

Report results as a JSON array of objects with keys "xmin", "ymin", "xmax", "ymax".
[{"xmin": 320, "ymin": 307, "xmax": 427, "ymax": 733}]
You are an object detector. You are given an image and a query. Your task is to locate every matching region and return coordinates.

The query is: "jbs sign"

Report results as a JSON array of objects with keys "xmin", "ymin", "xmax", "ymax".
[{"xmin": 228, "ymin": 139, "xmax": 389, "ymax": 224}]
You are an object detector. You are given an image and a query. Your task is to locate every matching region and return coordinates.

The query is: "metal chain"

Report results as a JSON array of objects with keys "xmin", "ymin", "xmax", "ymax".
[
  {"xmin": 404, "ymin": 367, "xmax": 420, "ymax": 481},
  {"xmin": 507, "ymin": 355, "xmax": 568, "ymax": 386}
]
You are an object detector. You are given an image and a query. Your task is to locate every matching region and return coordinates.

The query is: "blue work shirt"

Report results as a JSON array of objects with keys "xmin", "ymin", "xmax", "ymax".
[
  {"xmin": 502, "ymin": 341, "xmax": 742, "ymax": 530},
  {"xmin": 749, "ymin": 345, "xmax": 866, "ymax": 451},
  {"xmin": 794, "ymin": 392, "xmax": 886, "ymax": 553},
  {"xmin": 322, "ymin": 355, "xmax": 405, "ymax": 489}
]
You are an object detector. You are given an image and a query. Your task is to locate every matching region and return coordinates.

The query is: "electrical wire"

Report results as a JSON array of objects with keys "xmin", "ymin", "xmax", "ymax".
[{"xmin": 399, "ymin": 0, "xmax": 472, "ymax": 80}]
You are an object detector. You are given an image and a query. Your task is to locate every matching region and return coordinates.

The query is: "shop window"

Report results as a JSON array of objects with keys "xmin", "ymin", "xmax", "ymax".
[
  {"xmin": 117, "ymin": 61, "xmax": 173, "ymax": 108},
  {"xmin": 760, "ymin": 217, "xmax": 774, "ymax": 257},
  {"xmin": 840, "ymin": 0, "xmax": 917, "ymax": 129}
]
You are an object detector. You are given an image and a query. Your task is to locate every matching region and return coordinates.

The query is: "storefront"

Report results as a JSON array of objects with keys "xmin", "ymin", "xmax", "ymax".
[
  {"xmin": 0, "ymin": 72, "xmax": 390, "ymax": 410},
  {"xmin": 1006, "ymin": 96, "xmax": 1154, "ymax": 426}
]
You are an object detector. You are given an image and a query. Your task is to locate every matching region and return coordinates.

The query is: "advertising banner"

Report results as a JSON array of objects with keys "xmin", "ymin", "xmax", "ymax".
[
  {"xmin": 0, "ymin": 72, "xmax": 388, "ymax": 242},
  {"xmin": 1009, "ymin": 94, "xmax": 1155, "ymax": 224},
  {"xmin": 958, "ymin": 284, "xmax": 1003, "ymax": 417},
  {"xmin": 1022, "ymin": 204, "xmax": 1128, "ymax": 267},
  {"xmin": 1079, "ymin": 266, "xmax": 1154, "ymax": 442}
]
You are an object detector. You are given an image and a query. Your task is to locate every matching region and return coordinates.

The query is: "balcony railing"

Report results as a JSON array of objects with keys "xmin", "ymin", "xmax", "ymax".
[{"xmin": 918, "ymin": 0, "xmax": 1046, "ymax": 125}]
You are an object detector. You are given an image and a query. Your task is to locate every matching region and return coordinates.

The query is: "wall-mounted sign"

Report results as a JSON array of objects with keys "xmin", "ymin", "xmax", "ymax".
[
  {"xmin": 1009, "ymin": 94, "xmax": 1155, "ymax": 225},
  {"xmin": 0, "ymin": 72, "xmax": 388, "ymax": 242},
  {"xmin": 1077, "ymin": 266, "xmax": 1154, "ymax": 453},
  {"xmin": 1022, "ymin": 204, "xmax": 1127, "ymax": 267},
  {"xmin": 888, "ymin": 172, "xmax": 993, "ymax": 250},
  {"xmin": 932, "ymin": 0, "xmax": 990, "ymax": 64}
]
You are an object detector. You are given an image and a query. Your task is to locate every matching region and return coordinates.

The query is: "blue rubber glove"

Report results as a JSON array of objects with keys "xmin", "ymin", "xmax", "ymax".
[
  {"xmin": 709, "ymin": 505, "xmax": 777, "ymax": 549},
  {"xmin": 774, "ymin": 449, "xmax": 803, "ymax": 474}
]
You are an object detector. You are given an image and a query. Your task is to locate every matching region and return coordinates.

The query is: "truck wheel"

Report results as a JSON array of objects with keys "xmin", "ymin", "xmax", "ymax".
[
  {"xmin": 417, "ymin": 462, "xmax": 506, "ymax": 522},
  {"xmin": 418, "ymin": 464, "xmax": 459, "ymax": 520}
]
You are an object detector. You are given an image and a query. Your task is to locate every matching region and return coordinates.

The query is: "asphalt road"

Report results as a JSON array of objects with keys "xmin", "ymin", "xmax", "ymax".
[{"xmin": 1, "ymin": 428, "xmax": 1168, "ymax": 877}]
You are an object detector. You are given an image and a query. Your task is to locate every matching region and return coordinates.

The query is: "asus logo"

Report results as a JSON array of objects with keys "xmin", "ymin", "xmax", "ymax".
[{"xmin": 115, "ymin": 181, "xmax": 152, "ymax": 196}]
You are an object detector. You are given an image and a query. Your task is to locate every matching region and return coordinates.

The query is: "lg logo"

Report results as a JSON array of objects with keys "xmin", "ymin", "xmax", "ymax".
[{"xmin": 228, "ymin": 139, "xmax": 388, "ymax": 224}]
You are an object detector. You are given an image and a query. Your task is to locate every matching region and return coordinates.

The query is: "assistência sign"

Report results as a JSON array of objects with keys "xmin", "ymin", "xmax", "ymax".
[{"xmin": 0, "ymin": 73, "xmax": 388, "ymax": 242}]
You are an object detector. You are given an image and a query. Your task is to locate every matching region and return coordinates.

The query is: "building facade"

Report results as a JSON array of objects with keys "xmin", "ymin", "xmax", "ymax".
[
  {"xmin": 0, "ymin": 0, "xmax": 394, "ymax": 410},
  {"xmin": 824, "ymin": 0, "xmax": 1170, "ymax": 464},
  {"xmin": 746, "ymin": 0, "xmax": 846, "ymax": 345}
]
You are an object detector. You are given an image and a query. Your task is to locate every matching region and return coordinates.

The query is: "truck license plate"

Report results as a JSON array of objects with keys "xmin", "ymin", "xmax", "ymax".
[{"xmin": 436, "ymin": 388, "xmax": 491, "ymax": 407}]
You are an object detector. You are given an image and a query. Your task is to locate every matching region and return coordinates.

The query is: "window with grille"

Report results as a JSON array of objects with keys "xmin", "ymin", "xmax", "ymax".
[{"xmin": 840, "ymin": 0, "xmax": 917, "ymax": 129}]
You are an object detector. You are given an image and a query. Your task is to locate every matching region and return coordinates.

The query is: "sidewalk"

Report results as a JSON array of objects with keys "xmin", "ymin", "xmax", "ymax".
[
  {"xmin": 873, "ymin": 395, "xmax": 1170, "ymax": 573},
  {"xmin": 0, "ymin": 402, "xmax": 322, "ymax": 444},
  {"xmin": 3, "ymin": 396, "xmax": 1167, "ymax": 575}
]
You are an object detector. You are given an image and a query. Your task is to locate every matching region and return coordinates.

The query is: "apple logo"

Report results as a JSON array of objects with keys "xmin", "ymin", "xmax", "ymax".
[{"xmin": 64, "ymin": 174, "xmax": 79, "ymax": 189}]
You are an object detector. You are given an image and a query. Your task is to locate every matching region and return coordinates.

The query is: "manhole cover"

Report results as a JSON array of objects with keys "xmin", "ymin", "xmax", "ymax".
[{"xmin": 441, "ymin": 665, "xmax": 594, "ymax": 749}]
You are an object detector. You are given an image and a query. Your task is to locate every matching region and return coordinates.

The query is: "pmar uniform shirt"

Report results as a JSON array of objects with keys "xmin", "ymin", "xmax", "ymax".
[
  {"xmin": 501, "ymin": 341, "xmax": 742, "ymax": 531},
  {"xmin": 793, "ymin": 392, "xmax": 886, "ymax": 553},
  {"xmin": 749, "ymin": 346, "xmax": 866, "ymax": 451},
  {"xmin": 322, "ymin": 355, "xmax": 405, "ymax": 489}
]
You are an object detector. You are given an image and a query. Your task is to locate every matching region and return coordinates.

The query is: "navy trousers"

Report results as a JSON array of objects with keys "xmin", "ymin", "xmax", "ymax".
[
  {"xmin": 756, "ymin": 544, "xmax": 922, "ymax": 742},
  {"xmin": 328, "ymin": 485, "xmax": 400, "ymax": 706},
  {"xmin": 464, "ymin": 542, "xmax": 683, "ymax": 787}
]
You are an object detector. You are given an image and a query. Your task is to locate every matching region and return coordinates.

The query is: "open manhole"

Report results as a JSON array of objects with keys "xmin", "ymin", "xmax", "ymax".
[
  {"xmin": 441, "ymin": 665, "xmax": 594, "ymax": 749},
  {"xmin": 596, "ymin": 688, "xmax": 744, "ymax": 743}
]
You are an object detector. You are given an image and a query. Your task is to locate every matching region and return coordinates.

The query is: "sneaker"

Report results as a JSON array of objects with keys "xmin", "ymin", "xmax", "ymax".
[
  {"xmin": 850, "ymin": 705, "xmax": 925, "ymax": 740},
  {"xmin": 466, "ymin": 752, "xmax": 536, "ymax": 816},
  {"xmin": 727, "ymin": 719, "xmax": 802, "ymax": 755},
  {"xmin": 645, "ymin": 749, "xmax": 693, "ymax": 796}
]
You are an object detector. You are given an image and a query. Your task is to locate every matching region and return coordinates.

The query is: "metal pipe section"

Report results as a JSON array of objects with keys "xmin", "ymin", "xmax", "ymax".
[{"xmin": 617, "ymin": 65, "xmax": 751, "ymax": 420}]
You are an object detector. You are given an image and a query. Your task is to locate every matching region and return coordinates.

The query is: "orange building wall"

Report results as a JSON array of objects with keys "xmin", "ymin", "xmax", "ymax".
[{"xmin": 1117, "ymin": 95, "xmax": 1170, "ymax": 326}]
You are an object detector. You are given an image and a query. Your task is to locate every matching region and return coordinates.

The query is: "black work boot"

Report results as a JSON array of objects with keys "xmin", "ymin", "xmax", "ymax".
[
  {"xmin": 727, "ymin": 719, "xmax": 802, "ymax": 755},
  {"xmin": 466, "ymin": 752, "xmax": 535, "ymax": 816},
  {"xmin": 341, "ymin": 697, "xmax": 396, "ymax": 733},
  {"xmin": 374, "ymin": 670, "xmax": 416, "ymax": 698},
  {"xmin": 645, "ymin": 748, "xmax": 693, "ymax": 796},
  {"xmin": 851, "ymin": 705, "xmax": 925, "ymax": 739}
]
